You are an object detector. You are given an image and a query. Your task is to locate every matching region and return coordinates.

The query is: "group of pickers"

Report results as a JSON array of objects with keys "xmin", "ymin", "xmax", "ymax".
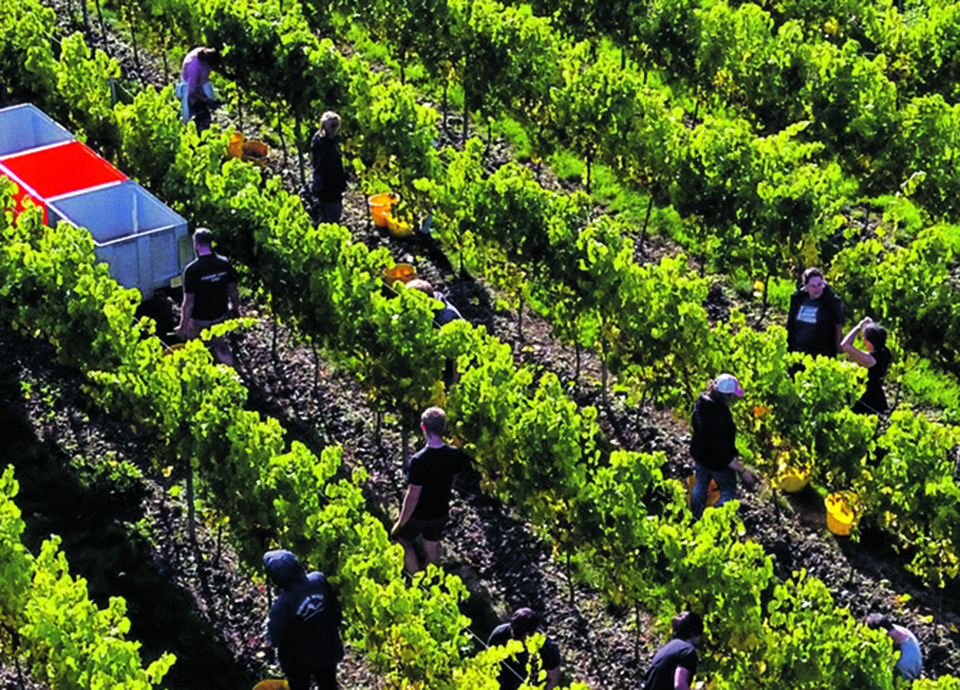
[
  {"xmin": 257, "ymin": 405, "xmax": 921, "ymax": 690},
  {"xmin": 172, "ymin": 50, "xmax": 917, "ymax": 690},
  {"xmin": 690, "ymin": 266, "xmax": 890, "ymax": 518}
]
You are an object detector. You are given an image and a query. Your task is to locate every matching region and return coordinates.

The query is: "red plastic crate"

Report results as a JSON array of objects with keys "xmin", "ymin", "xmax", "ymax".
[{"xmin": 1, "ymin": 141, "xmax": 126, "ymax": 223}]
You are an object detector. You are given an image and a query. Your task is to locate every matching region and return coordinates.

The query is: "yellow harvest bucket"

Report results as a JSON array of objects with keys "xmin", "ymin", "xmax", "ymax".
[
  {"xmin": 826, "ymin": 491, "xmax": 861, "ymax": 536},
  {"xmin": 368, "ymin": 192, "xmax": 400, "ymax": 227},
  {"xmin": 775, "ymin": 465, "xmax": 811, "ymax": 493},
  {"xmin": 162, "ymin": 342, "xmax": 186, "ymax": 357},
  {"xmin": 386, "ymin": 213, "xmax": 414, "ymax": 238}
]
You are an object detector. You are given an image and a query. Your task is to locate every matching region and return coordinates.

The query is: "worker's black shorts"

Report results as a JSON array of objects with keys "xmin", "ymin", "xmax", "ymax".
[{"xmin": 394, "ymin": 516, "xmax": 448, "ymax": 542}]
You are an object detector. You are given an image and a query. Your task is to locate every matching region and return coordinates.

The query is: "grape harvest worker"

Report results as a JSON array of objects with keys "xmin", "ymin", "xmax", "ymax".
[
  {"xmin": 310, "ymin": 111, "xmax": 348, "ymax": 225},
  {"xmin": 263, "ymin": 550, "xmax": 344, "ymax": 690},
  {"xmin": 179, "ymin": 46, "xmax": 220, "ymax": 131},
  {"xmin": 407, "ymin": 279, "xmax": 463, "ymax": 327},
  {"xmin": 841, "ymin": 318, "xmax": 892, "ymax": 415},
  {"xmin": 786, "ymin": 267, "xmax": 845, "ymax": 360},
  {"xmin": 406, "ymin": 279, "xmax": 463, "ymax": 387},
  {"xmin": 391, "ymin": 406, "xmax": 466, "ymax": 576},
  {"xmin": 865, "ymin": 613, "xmax": 923, "ymax": 680},
  {"xmin": 175, "ymin": 228, "xmax": 240, "ymax": 366},
  {"xmin": 689, "ymin": 374, "xmax": 755, "ymax": 520},
  {"xmin": 487, "ymin": 608, "xmax": 561, "ymax": 690},
  {"xmin": 639, "ymin": 612, "xmax": 703, "ymax": 690}
]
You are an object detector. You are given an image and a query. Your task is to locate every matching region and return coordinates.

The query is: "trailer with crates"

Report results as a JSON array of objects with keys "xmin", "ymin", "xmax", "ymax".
[{"xmin": 0, "ymin": 103, "xmax": 191, "ymax": 299}]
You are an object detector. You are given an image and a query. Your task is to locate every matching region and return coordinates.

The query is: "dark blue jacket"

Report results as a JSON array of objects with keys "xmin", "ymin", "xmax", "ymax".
[{"xmin": 264, "ymin": 550, "xmax": 344, "ymax": 671}]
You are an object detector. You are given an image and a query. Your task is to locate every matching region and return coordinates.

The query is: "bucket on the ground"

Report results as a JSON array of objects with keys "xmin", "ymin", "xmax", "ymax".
[
  {"xmin": 227, "ymin": 132, "xmax": 269, "ymax": 167},
  {"xmin": 368, "ymin": 192, "xmax": 400, "ymax": 227},
  {"xmin": 686, "ymin": 475, "xmax": 720, "ymax": 508},
  {"xmin": 253, "ymin": 681, "xmax": 289, "ymax": 690},
  {"xmin": 826, "ymin": 491, "xmax": 860, "ymax": 536},
  {"xmin": 386, "ymin": 213, "xmax": 414, "ymax": 238},
  {"xmin": 775, "ymin": 465, "xmax": 811, "ymax": 493},
  {"xmin": 382, "ymin": 263, "xmax": 417, "ymax": 288}
]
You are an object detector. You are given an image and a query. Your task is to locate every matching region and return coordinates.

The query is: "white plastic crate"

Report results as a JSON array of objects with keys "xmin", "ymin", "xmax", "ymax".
[
  {"xmin": 0, "ymin": 104, "xmax": 74, "ymax": 157},
  {"xmin": 47, "ymin": 181, "xmax": 191, "ymax": 300}
]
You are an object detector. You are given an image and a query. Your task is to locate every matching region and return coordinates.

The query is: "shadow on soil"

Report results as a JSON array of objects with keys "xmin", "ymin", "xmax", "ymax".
[{"xmin": 1, "ymin": 379, "xmax": 257, "ymax": 690}]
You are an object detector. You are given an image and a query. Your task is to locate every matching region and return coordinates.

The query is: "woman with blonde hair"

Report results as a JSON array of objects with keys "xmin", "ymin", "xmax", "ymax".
[{"xmin": 310, "ymin": 111, "xmax": 347, "ymax": 224}]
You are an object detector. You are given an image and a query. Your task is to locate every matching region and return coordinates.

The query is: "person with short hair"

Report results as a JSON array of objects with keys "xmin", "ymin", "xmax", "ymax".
[
  {"xmin": 175, "ymin": 228, "xmax": 240, "ymax": 366},
  {"xmin": 310, "ymin": 111, "xmax": 348, "ymax": 225},
  {"xmin": 180, "ymin": 46, "xmax": 220, "ymax": 131},
  {"xmin": 689, "ymin": 374, "xmax": 755, "ymax": 520},
  {"xmin": 487, "ymin": 608, "xmax": 561, "ymax": 690},
  {"xmin": 865, "ymin": 613, "xmax": 922, "ymax": 680},
  {"xmin": 263, "ymin": 549, "xmax": 344, "ymax": 690},
  {"xmin": 786, "ymin": 267, "xmax": 845, "ymax": 360},
  {"xmin": 405, "ymin": 279, "xmax": 462, "ymax": 387},
  {"xmin": 391, "ymin": 406, "xmax": 466, "ymax": 575},
  {"xmin": 640, "ymin": 612, "xmax": 703, "ymax": 690},
  {"xmin": 406, "ymin": 279, "xmax": 463, "ymax": 327},
  {"xmin": 841, "ymin": 318, "xmax": 892, "ymax": 415}
]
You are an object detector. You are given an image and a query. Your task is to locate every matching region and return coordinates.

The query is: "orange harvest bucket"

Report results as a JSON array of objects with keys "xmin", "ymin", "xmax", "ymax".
[
  {"xmin": 368, "ymin": 193, "xmax": 400, "ymax": 227},
  {"xmin": 382, "ymin": 263, "xmax": 417, "ymax": 288},
  {"xmin": 253, "ymin": 681, "xmax": 289, "ymax": 690}
]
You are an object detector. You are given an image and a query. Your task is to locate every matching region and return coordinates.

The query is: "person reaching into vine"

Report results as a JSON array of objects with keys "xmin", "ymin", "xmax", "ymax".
[
  {"xmin": 841, "ymin": 318, "xmax": 892, "ymax": 416},
  {"xmin": 487, "ymin": 608, "xmax": 561, "ymax": 690},
  {"xmin": 865, "ymin": 613, "xmax": 922, "ymax": 681},
  {"xmin": 178, "ymin": 46, "xmax": 220, "ymax": 132},
  {"xmin": 689, "ymin": 374, "xmax": 756, "ymax": 520}
]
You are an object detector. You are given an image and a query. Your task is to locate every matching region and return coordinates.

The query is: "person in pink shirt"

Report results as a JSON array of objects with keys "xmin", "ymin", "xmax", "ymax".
[{"xmin": 180, "ymin": 46, "xmax": 219, "ymax": 131}]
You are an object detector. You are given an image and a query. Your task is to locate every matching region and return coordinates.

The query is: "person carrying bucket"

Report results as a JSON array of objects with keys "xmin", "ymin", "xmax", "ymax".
[
  {"xmin": 263, "ymin": 550, "xmax": 344, "ymax": 690},
  {"xmin": 310, "ymin": 111, "xmax": 348, "ymax": 225},
  {"xmin": 689, "ymin": 374, "xmax": 755, "ymax": 519}
]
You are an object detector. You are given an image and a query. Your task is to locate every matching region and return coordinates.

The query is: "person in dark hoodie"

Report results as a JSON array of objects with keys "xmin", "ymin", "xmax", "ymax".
[
  {"xmin": 309, "ymin": 111, "xmax": 348, "ymax": 225},
  {"xmin": 689, "ymin": 374, "xmax": 755, "ymax": 520},
  {"xmin": 263, "ymin": 549, "xmax": 344, "ymax": 690}
]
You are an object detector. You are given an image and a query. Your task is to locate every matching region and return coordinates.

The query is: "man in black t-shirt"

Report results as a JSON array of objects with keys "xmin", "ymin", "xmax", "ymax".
[
  {"xmin": 488, "ymin": 608, "xmax": 561, "ymax": 690},
  {"xmin": 391, "ymin": 406, "xmax": 466, "ymax": 576},
  {"xmin": 175, "ymin": 227, "xmax": 240, "ymax": 365},
  {"xmin": 640, "ymin": 612, "xmax": 703, "ymax": 690}
]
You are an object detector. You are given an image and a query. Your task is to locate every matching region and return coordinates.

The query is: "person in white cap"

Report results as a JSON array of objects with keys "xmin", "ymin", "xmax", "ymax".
[{"xmin": 689, "ymin": 374, "xmax": 755, "ymax": 519}]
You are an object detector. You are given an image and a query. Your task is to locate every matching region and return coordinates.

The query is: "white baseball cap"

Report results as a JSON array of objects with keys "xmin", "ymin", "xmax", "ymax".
[{"xmin": 716, "ymin": 373, "xmax": 744, "ymax": 397}]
